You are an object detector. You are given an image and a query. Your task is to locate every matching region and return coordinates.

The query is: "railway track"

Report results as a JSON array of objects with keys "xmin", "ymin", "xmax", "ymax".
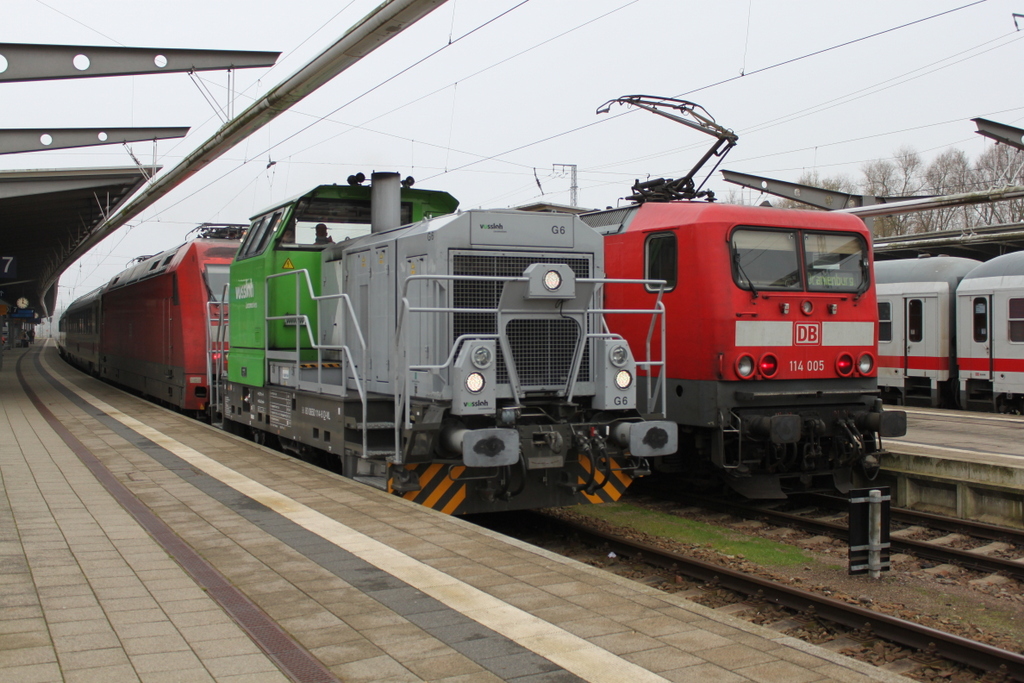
[
  {"xmin": 677, "ymin": 492, "xmax": 1024, "ymax": 581},
  {"xmin": 525, "ymin": 510, "xmax": 1024, "ymax": 681}
]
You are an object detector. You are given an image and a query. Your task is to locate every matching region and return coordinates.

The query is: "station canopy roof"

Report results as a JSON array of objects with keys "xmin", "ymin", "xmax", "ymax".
[
  {"xmin": 873, "ymin": 222, "xmax": 1024, "ymax": 262},
  {"xmin": 0, "ymin": 165, "xmax": 152, "ymax": 317}
]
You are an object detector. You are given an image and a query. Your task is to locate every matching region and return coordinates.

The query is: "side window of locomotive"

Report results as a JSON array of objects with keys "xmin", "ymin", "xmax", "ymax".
[
  {"xmin": 907, "ymin": 299, "xmax": 923, "ymax": 343},
  {"xmin": 804, "ymin": 232, "xmax": 866, "ymax": 293},
  {"xmin": 1009, "ymin": 298, "xmax": 1024, "ymax": 343},
  {"xmin": 258, "ymin": 212, "xmax": 283, "ymax": 252},
  {"xmin": 973, "ymin": 297, "xmax": 988, "ymax": 343},
  {"xmin": 238, "ymin": 212, "xmax": 284, "ymax": 259},
  {"xmin": 645, "ymin": 232, "xmax": 677, "ymax": 291},
  {"xmin": 730, "ymin": 228, "xmax": 801, "ymax": 291},
  {"xmin": 237, "ymin": 215, "xmax": 269, "ymax": 260},
  {"xmin": 878, "ymin": 302, "xmax": 892, "ymax": 342}
]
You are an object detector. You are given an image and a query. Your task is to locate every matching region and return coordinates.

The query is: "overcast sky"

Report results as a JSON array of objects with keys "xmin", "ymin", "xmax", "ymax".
[{"xmin": 2, "ymin": 0, "xmax": 1017, "ymax": 310}]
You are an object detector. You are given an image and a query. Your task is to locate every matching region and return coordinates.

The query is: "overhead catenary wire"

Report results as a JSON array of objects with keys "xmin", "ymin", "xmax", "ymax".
[{"xmin": 49, "ymin": 0, "xmax": 1006, "ymax": 298}]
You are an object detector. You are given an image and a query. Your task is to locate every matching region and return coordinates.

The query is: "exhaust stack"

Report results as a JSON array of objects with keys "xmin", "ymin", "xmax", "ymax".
[{"xmin": 371, "ymin": 171, "xmax": 401, "ymax": 233}]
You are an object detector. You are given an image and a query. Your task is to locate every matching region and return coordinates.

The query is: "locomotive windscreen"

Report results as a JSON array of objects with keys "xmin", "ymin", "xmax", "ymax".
[
  {"xmin": 731, "ymin": 227, "xmax": 867, "ymax": 293},
  {"xmin": 803, "ymin": 232, "xmax": 867, "ymax": 293},
  {"xmin": 204, "ymin": 265, "xmax": 231, "ymax": 302}
]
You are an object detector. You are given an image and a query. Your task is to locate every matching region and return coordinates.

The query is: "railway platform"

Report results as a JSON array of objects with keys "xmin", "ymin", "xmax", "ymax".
[
  {"xmin": 884, "ymin": 407, "xmax": 1024, "ymax": 528},
  {"xmin": 1, "ymin": 342, "xmax": 910, "ymax": 683}
]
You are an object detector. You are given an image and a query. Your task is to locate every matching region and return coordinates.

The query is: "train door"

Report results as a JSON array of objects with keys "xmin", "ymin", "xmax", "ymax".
[
  {"xmin": 963, "ymin": 294, "xmax": 993, "ymax": 381},
  {"xmin": 369, "ymin": 245, "xmax": 392, "ymax": 386},
  {"xmin": 346, "ymin": 248, "xmax": 371, "ymax": 385},
  {"xmin": 876, "ymin": 292, "xmax": 903, "ymax": 390},
  {"xmin": 904, "ymin": 295, "xmax": 941, "ymax": 377},
  {"xmin": 992, "ymin": 293, "xmax": 1024, "ymax": 397},
  {"xmin": 346, "ymin": 245, "xmax": 392, "ymax": 389}
]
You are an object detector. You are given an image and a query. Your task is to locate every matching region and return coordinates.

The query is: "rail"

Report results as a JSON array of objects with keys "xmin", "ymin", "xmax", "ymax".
[{"xmin": 539, "ymin": 511, "xmax": 1024, "ymax": 680}]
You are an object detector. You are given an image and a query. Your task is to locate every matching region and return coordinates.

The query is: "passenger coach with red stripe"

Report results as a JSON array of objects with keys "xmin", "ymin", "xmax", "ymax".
[{"xmin": 876, "ymin": 251, "xmax": 1024, "ymax": 414}]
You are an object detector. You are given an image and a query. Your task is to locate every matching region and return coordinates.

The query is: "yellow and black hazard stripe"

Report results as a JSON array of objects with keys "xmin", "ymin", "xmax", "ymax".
[
  {"xmin": 575, "ymin": 453, "xmax": 633, "ymax": 504},
  {"xmin": 389, "ymin": 464, "xmax": 468, "ymax": 515},
  {"xmin": 299, "ymin": 362, "xmax": 342, "ymax": 368}
]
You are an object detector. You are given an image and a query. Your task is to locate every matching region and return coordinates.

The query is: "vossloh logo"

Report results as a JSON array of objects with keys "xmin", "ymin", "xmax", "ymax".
[
  {"xmin": 479, "ymin": 222, "xmax": 505, "ymax": 232},
  {"xmin": 464, "ymin": 399, "xmax": 490, "ymax": 408},
  {"xmin": 234, "ymin": 278, "xmax": 255, "ymax": 300}
]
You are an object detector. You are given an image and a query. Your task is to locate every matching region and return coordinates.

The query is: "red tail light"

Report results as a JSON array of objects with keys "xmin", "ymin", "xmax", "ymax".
[
  {"xmin": 836, "ymin": 353, "xmax": 854, "ymax": 376},
  {"xmin": 759, "ymin": 354, "xmax": 778, "ymax": 378}
]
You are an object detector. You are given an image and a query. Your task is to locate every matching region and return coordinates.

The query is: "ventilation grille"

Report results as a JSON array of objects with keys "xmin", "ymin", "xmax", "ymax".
[
  {"xmin": 452, "ymin": 254, "xmax": 591, "ymax": 386},
  {"xmin": 506, "ymin": 318, "xmax": 580, "ymax": 386}
]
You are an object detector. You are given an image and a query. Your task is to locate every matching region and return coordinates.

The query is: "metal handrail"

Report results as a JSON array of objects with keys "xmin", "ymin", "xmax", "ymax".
[
  {"xmin": 264, "ymin": 269, "xmax": 369, "ymax": 458},
  {"xmin": 205, "ymin": 283, "xmax": 230, "ymax": 422},
  {"xmin": 393, "ymin": 273, "xmax": 669, "ymax": 457}
]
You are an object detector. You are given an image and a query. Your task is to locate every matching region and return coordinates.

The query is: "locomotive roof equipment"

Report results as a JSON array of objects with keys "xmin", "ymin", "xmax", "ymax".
[{"xmin": 596, "ymin": 95, "xmax": 738, "ymax": 203}]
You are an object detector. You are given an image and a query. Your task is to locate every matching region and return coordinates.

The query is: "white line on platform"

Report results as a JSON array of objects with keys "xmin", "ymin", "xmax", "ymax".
[{"xmin": 42, "ymin": 355, "xmax": 672, "ymax": 683}]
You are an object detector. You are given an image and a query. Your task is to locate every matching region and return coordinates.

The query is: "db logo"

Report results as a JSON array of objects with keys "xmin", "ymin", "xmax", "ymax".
[{"xmin": 795, "ymin": 322, "xmax": 822, "ymax": 345}]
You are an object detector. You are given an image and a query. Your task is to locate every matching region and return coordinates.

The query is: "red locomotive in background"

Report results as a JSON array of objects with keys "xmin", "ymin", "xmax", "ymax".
[
  {"xmin": 585, "ymin": 202, "xmax": 907, "ymax": 497},
  {"xmin": 59, "ymin": 225, "xmax": 242, "ymax": 416}
]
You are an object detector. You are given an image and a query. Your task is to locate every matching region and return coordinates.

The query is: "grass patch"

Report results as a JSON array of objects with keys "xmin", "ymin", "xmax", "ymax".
[{"xmin": 569, "ymin": 502, "xmax": 815, "ymax": 568}]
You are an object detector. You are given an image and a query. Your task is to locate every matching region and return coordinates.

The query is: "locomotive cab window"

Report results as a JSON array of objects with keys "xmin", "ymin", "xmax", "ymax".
[
  {"xmin": 1009, "ymin": 298, "xmax": 1024, "ymax": 343},
  {"xmin": 730, "ymin": 228, "xmax": 801, "ymax": 291},
  {"xmin": 804, "ymin": 232, "xmax": 867, "ymax": 293},
  {"xmin": 237, "ymin": 212, "xmax": 283, "ymax": 260},
  {"xmin": 878, "ymin": 301, "xmax": 892, "ymax": 342},
  {"xmin": 282, "ymin": 196, "xmax": 416, "ymax": 249},
  {"xmin": 645, "ymin": 232, "xmax": 677, "ymax": 291}
]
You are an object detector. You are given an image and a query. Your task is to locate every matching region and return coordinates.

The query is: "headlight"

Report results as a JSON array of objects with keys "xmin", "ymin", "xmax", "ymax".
[
  {"xmin": 801, "ymin": 300, "xmax": 814, "ymax": 315},
  {"xmin": 858, "ymin": 353, "xmax": 874, "ymax": 374},
  {"xmin": 836, "ymin": 353, "xmax": 854, "ymax": 377},
  {"xmin": 736, "ymin": 355, "xmax": 755, "ymax": 378},
  {"xmin": 609, "ymin": 344, "xmax": 629, "ymax": 368},
  {"xmin": 472, "ymin": 346, "xmax": 493, "ymax": 369},
  {"xmin": 759, "ymin": 354, "xmax": 778, "ymax": 378},
  {"xmin": 614, "ymin": 369, "xmax": 632, "ymax": 389},
  {"xmin": 465, "ymin": 372, "xmax": 485, "ymax": 393},
  {"xmin": 543, "ymin": 269, "xmax": 562, "ymax": 291}
]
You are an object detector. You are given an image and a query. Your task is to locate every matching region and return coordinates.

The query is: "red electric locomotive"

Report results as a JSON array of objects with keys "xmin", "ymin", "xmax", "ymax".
[
  {"xmin": 585, "ymin": 202, "xmax": 907, "ymax": 498},
  {"xmin": 59, "ymin": 225, "xmax": 242, "ymax": 416}
]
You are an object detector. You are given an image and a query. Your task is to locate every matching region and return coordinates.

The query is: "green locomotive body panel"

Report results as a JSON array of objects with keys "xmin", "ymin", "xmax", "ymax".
[{"xmin": 227, "ymin": 183, "xmax": 458, "ymax": 386}]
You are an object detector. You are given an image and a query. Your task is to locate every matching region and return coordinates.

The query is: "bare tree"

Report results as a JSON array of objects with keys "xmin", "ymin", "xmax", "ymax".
[
  {"xmin": 972, "ymin": 144, "xmax": 1024, "ymax": 226},
  {"xmin": 861, "ymin": 146, "xmax": 927, "ymax": 236},
  {"xmin": 919, "ymin": 148, "xmax": 972, "ymax": 232}
]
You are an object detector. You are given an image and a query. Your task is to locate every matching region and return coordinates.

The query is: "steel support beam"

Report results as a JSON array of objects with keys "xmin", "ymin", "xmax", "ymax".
[
  {"xmin": 838, "ymin": 186, "xmax": 1024, "ymax": 217},
  {"xmin": 0, "ymin": 44, "xmax": 279, "ymax": 82},
  {"xmin": 41, "ymin": 0, "xmax": 449, "ymax": 301},
  {"xmin": 0, "ymin": 127, "xmax": 188, "ymax": 155},
  {"xmin": 973, "ymin": 117, "xmax": 1024, "ymax": 152},
  {"xmin": 721, "ymin": 170, "xmax": 905, "ymax": 210}
]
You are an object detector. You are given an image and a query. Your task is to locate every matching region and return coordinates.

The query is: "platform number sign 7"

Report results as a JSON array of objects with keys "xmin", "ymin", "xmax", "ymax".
[{"xmin": 0, "ymin": 256, "xmax": 16, "ymax": 279}]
